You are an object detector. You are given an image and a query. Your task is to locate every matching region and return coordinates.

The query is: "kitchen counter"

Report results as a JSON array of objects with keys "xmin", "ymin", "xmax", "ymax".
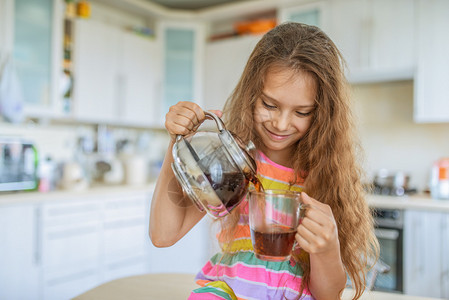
[
  {"xmin": 72, "ymin": 273, "xmax": 442, "ymax": 300},
  {"xmin": 367, "ymin": 193, "xmax": 449, "ymax": 212},
  {"xmin": 0, "ymin": 182, "xmax": 156, "ymax": 206},
  {"xmin": 2, "ymin": 184, "xmax": 449, "ymax": 212}
]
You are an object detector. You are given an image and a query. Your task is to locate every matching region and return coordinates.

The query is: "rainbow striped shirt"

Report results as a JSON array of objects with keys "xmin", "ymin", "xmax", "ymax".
[{"xmin": 189, "ymin": 152, "xmax": 313, "ymax": 300}]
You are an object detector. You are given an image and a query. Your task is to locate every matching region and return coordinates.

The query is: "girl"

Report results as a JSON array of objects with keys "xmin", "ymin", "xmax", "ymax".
[{"xmin": 149, "ymin": 22, "xmax": 378, "ymax": 300}]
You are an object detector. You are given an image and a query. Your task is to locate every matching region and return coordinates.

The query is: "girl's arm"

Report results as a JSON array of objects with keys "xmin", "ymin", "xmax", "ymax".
[
  {"xmin": 149, "ymin": 139, "xmax": 206, "ymax": 247},
  {"xmin": 149, "ymin": 101, "xmax": 222, "ymax": 247},
  {"xmin": 296, "ymin": 192, "xmax": 347, "ymax": 299}
]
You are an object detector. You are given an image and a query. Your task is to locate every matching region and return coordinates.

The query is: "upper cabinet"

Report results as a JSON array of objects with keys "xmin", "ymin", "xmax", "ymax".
[
  {"xmin": 72, "ymin": 19, "xmax": 161, "ymax": 127},
  {"xmin": 12, "ymin": 0, "xmax": 63, "ymax": 117},
  {"xmin": 278, "ymin": 1, "xmax": 328, "ymax": 28},
  {"xmin": 327, "ymin": 0, "xmax": 415, "ymax": 83},
  {"xmin": 413, "ymin": 0, "xmax": 449, "ymax": 123},
  {"xmin": 158, "ymin": 21, "xmax": 205, "ymax": 120},
  {"xmin": 203, "ymin": 34, "xmax": 260, "ymax": 111}
]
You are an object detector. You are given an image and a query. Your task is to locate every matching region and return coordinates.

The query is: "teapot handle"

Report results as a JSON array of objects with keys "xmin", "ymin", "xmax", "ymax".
[
  {"xmin": 204, "ymin": 111, "xmax": 225, "ymax": 132},
  {"xmin": 175, "ymin": 111, "xmax": 225, "ymax": 143}
]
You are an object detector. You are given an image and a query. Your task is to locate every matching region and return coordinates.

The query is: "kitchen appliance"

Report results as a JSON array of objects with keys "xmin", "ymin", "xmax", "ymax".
[
  {"xmin": 171, "ymin": 111, "xmax": 258, "ymax": 219},
  {"xmin": 373, "ymin": 208, "xmax": 403, "ymax": 293},
  {"xmin": 372, "ymin": 169, "xmax": 416, "ymax": 196},
  {"xmin": 0, "ymin": 137, "xmax": 38, "ymax": 192},
  {"xmin": 430, "ymin": 157, "xmax": 449, "ymax": 200}
]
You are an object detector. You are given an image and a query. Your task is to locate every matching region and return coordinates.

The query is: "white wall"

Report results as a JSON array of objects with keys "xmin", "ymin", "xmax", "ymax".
[{"xmin": 353, "ymin": 80, "xmax": 449, "ymax": 191}]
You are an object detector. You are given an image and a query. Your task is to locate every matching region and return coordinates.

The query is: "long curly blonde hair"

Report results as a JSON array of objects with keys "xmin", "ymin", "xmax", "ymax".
[{"xmin": 220, "ymin": 22, "xmax": 379, "ymax": 299}]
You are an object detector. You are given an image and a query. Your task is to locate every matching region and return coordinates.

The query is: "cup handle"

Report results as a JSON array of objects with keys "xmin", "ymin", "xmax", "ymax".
[{"xmin": 299, "ymin": 203, "xmax": 310, "ymax": 219}]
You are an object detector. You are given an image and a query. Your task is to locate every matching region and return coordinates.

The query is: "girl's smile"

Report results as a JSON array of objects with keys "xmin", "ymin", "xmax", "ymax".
[{"xmin": 254, "ymin": 68, "xmax": 317, "ymax": 166}]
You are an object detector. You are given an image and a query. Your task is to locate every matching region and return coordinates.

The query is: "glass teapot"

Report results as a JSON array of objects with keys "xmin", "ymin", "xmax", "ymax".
[{"xmin": 171, "ymin": 111, "xmax": 258, "ymax": 218}]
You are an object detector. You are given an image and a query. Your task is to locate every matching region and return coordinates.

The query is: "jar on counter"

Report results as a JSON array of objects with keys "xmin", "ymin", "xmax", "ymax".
[{"xmin": 430, "ymin": 157, "xmax": 449, "ymax": 200}]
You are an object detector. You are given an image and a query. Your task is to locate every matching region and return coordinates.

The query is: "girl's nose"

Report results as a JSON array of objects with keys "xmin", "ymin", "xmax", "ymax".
[{"xmin": 272, "ymin": 112, "xmax": 290, "ymax": 131}]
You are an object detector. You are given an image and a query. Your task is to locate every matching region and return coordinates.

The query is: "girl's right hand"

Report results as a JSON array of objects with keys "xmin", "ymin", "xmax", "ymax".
[{"xmin": 165, "ymin": 101, "xmax": 222, "ymax": 141}]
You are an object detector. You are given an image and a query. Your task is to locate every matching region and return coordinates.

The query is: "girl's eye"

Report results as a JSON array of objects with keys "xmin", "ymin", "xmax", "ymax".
[
  {"xmin": 262, "ymin": 100, "xmax": 276, "ymax": 109},
  {"xmin": 296, "ymin": 111, "xmax": 313, "ymax": 117}
]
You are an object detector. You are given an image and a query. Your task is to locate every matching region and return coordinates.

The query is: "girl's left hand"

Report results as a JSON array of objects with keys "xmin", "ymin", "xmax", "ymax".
[{"xmin": 295, "ymin": 192, "xmax": 340, "ymax": 256}]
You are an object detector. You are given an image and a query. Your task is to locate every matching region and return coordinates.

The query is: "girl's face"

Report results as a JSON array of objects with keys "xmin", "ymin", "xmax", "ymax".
[{"xmin": 254, "ymin": 68, "xmax": 317, "ymax": 166}]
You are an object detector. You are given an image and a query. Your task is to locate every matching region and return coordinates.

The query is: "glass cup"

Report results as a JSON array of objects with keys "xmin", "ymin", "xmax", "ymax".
[{"xmin": 249, "ymin": 190, "xmax": 307, "ymax": 262}]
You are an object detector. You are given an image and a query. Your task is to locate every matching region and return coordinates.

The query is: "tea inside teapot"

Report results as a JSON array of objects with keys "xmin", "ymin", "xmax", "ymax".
[{"xmin": 171, "ymin": 112, "xmax": 260, "ymax": 218}]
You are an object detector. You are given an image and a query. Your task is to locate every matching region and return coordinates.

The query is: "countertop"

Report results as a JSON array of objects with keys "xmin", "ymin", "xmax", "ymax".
[
  {"xmin": 2, "ymin": 184, "xmax": 449, "ymax": 212},
  {"xmin": 72, "ymin": 273, "xmax": 442, "ymax": 300}
]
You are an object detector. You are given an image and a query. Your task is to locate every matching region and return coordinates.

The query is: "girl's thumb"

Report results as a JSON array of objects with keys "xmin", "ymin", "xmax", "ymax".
[
  {"xmin": 300, "ymin": 192, "xmax": 312, "ymax": 204},
  {"xmin": 208, "ymin": 110, "xmax": 223, "ymax": 118}
]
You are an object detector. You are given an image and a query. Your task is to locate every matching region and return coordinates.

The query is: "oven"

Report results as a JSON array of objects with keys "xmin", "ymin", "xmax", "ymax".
[{"xmin": 373, "ymin": 208, "xmax": 403, "ymax": 293}]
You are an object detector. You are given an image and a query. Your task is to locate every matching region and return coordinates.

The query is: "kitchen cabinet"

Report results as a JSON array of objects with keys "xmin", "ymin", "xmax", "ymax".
[
  {"xmin": 101, "ymin": 193, "xmax": 151, "ymax": 281},
  {"xmin": 0, "ymin": 204, "xmax": 41, "ymax": 300},
  {"xmin": 278, "ymin": 1, "xmax": 328, "ymax": 28},
  {"xmin": 11, "ymin": 0, "xmax": 63, "ymax": 117},
  {"xmin": 41, "ymin": 198, "xmax": 102, "ymax": 300},
  {"xmin": 328, "ymin": 0, "xmax": 414, "ymax": 83},
  {"xmin": 203, "ymin": 34, "xmax": 260, "ymax": 111},
  {"xmin": 159, "ymin": 21, "xmax": 205, "ymax": 118},
  {"xmin": 403, "ymin": 210, "xmax": 449, "ymax": 298},
  {"xmin": 413, "ymin": 0, "xmax": 449, "ymax": 123},
  {"xmin": 72, "ymin": 19, "xmax": 160, "ymax": 126},
  {"xmin": 148, "ymin": 215, "xmax": 211, "ymax": 274},
  {"xmin": 442, "ymin": 214, "xmax": 449, "ymax": 299}
]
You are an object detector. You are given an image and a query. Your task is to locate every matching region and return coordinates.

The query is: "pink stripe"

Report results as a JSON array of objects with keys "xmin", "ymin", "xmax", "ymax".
[
  {"xmin": 258, "ymin": 151, "xmax": 294, "ymax": 172},
  {"xmin": 201, "ymin": 260, "xmax": 305, "ymax": 293}
]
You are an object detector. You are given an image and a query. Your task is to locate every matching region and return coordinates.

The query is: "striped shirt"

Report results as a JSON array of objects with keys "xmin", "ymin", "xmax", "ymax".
[{"xmin": 190, "ymin": 151, "xmax": 313, "ymax": 300}]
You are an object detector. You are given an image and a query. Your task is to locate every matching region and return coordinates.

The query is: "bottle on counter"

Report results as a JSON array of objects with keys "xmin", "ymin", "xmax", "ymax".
[{"xmin": 430, "ymin": 157, "xmax": 449, "ymax": 200}]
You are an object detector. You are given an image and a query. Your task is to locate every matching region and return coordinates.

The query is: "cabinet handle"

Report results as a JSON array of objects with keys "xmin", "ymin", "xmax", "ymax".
[{"xmin": 34, "ymin": 206, "xmax": 41, "ymax": 265}]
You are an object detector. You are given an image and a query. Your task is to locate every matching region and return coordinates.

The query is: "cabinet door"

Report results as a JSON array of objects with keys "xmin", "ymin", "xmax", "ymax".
[
  {"xmin": 278, "ymin": 1, "xmax": 327, "ymax": 28},
  {"xmin": 72, "ymin": 19, "xmax": 121, "ymax": 123},
  {"xmin": 441, "ymin": 213, "xmax": 449, "ymax": 298},
  {"xmin": 160, "ymin": 22, "xmax": 205, "ymax": 117},
  {"xmin": 102, "ymin": 193, "xmax": 151, "ymax": 281},
  {"xmin": 12, "ymin": 0, "xmax": 63, "ymax": 117},
  {"xmin": 148, "ymin": 215, "xmax": 210, "ymax": 274},
  {"xmin": 414, "ymin": 0, "xmax": 449, "ymax": 123},
  {"xmin": 404, "ymin": 210, "xmax": 441, "ymax": 298},
  {"xmin": 120, "ymin": 32, "xmax": 161, "ymax": 127},
  {"xmin": 41, "ymin": 199, "xmax": 102, "ymax": 300},
  {"xmin": 203, "ymin": 35, "xmax": 260, "ymax": 111},
  {"xmin": 0, "ymin": 204, "xmax": 41, "ymax": 300},
  {"xmin": 329, "ymin": 0, "xmax": 414, "ymax": 83}
]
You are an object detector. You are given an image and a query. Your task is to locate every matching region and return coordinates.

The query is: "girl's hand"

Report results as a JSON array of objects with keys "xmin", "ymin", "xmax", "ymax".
[
  {"xmin": 295, "ymin": 192, "xmax": 340, "ymax": 256},
  {"xmin": 165, "ymin": 101, "xmax": 222, "ymax": 141}
]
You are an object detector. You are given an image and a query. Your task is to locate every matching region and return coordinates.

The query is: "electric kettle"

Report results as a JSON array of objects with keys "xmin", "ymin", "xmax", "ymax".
[{"xmin": 171, "ymin": 111, "xmax": 258, "ymax": 218}]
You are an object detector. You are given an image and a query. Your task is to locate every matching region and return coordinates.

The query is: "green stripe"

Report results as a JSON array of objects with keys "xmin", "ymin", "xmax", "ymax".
[
  {"xmin": 192, "ymin": 286, "xmax": 234, "ymax": 300},
  {"xmin": 209, "ymin": 251, "xmax": 304, "ymax": 276}
]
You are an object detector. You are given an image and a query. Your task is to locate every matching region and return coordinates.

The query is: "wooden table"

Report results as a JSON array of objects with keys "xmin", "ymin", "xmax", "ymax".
[{"xmin": 73, "ymin": 273, "xmax": 441, "ymax": 300}]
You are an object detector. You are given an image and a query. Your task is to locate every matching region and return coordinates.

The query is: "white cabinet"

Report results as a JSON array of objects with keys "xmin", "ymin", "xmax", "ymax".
[
  {"xmin": 11, "ymin": 0, "xmax": 63, "ymax": 118},
  {"xmin": 404, "ymin": 210, "xmax": 449, "ymax": 298},
  {"xmin": 101, "ymin": 193, "xmax": 151, "ymax": 281},
  {"xmin": 148, "ymin": 216, "xmax": 210, "ymax": 274},
  {"xmin": 328, "ymin": 0, "xmax": 415, "ymax": 83},
  {"xmin": 413, "ymin": 0, "xmax": 449, "ymax": 123},
  {"xmin": 72, "ymin": 19, "xmax": 160, "ymax": 126},
  {"xmin": 0, "ymin": 204, "xmax": 41, "ymax": 300},
  {"xmin": 278, "ymin": 1, "xmax": 328, "ymax": 28},
  {"xmin": 41, "ymin": 199, "xmax": 102, "ymax": 300},
  {"xmin": 442, "ymin": 214, "xmax": 449, "ymax": 299},
  {"xmin": 203, "ymin": 35, "xmax": 260, "ymax": 111},
  {"xmin": 159, "ymin": 21, "xmax": 205, "ymax": 117},
  {"xmin": 120, "ymin": 32, "xmax": 162, "ymax": 127}
]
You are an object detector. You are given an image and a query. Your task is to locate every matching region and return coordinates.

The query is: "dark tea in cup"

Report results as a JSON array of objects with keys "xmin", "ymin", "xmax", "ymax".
[{"xmin": 249, "ymin": 190, "xmax": 306, "ymax": 262}]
